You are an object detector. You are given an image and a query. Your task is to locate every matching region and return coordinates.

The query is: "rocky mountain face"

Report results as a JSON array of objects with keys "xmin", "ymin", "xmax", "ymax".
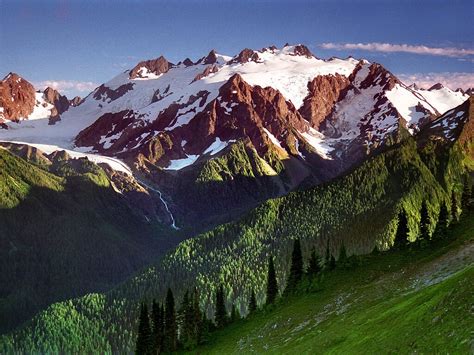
[
  {"xmin": 0, "ymin": 73, "xmax": 36, "ymax": 122},
  {"xmin": 0, "ymin": 44, "xmax": 470, "ymax": 230},
  {"xmin": 0, "ymin": 73, "xmax": 81, "ymax": 124}
]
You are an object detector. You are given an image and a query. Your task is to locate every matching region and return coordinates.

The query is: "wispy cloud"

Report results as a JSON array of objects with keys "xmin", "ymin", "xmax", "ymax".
[
  {"xmin": 320, "ymin": 42, "xmax": 474, "ymax": 58},
  {"xmin": 33, "ymin": 80, "xmax": 98, "ymax": 95},
  {"xmin": 398, "ymin": 72, "xmax": 474, "ymax": 90}
]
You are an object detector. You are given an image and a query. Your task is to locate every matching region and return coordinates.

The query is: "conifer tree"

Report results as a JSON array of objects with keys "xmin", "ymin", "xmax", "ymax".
[
  {"xmin": 394, "ymin": 209, "xmax": 409, "ymax": 249},
  {"xmin": 230, "ymin": 304, "xmax": 240, "ymax": 322},
  {"xmin": 135, "ymin": 303, "xmax": 152, "ymax": 355},
  {"xmin": 286, "ymin": 239, "xmax": 303, "ymax": 293},
  {"xmin": 337, "ymin": 243, "xmax": 348, "ymax": 268},
  {"xmin": 419, "ymin": 201, "xmax": 431, "ymax": 242},
  {"xmin": 248, "ymin": 290, "xmax": 257, "ymax": 313},
  {"xmin": 307, "ymin": 248, "xmax": 321, "ymax": 276},
  {"xmin": 324, "ymin": 240, "xmax": 331, "ymax": 267},
  {"xmin": 461, "ymin": 177, "xmax": 472, "ymax": 213},
  {"xmin": 151, "ymin": 300, "xmax": 163, "ymax": 354},
  {"xmin": 214, "ymin": 284, "xmax": 227, "ymax": 328},
  {"xmin": 191, "ymin": 288, "xmax": 203, "ymax": 345},
  {"xmin": 266, "ymin": 256, "xmax": 278, "ymax": 305},
  {"xmin": 451, "ymin": 190, "xmax": 459, "ymax": 224},
  {"xmin": 328, "ymin": 254, "xmax": 336, "ymax": 271},
  {"xmin": 434, "ymin": 203, "xmax": 449, "ymax": 240},
  {"xmin": 179, "ymin": 291, "xmax": 192, "ymax": 349},
  {"xmin": 164, "ymin": 288, "xmax": 177, "ymax": 352}
]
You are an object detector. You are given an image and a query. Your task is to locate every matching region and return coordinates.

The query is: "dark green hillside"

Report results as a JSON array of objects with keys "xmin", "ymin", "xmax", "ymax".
[
  {"xmin": 0, "ymin": 148, "xmax": 174, "ymax": 333},
  {"xmin": 192, "ymin": 212, "xmax": 474, "ymax": 354},
  {"xmin": 2, "ymin": 125, "xmax": 470, "ymax": 352}
]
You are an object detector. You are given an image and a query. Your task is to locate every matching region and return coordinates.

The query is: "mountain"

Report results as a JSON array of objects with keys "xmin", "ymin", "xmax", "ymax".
[
  {"xmin": 0, "ymin": 72, "xmax": 81, "ymax": 125},
  {"xmin": 0, "ymin": 45, "xmax": 468, "ymax": 230},
  {"xmin": 2, "ymin": 96, "xmax": 471, "ymax": 353},
  {"xmin": 0, "ymin": 144, "xmax": 183, "ymax": 333}
]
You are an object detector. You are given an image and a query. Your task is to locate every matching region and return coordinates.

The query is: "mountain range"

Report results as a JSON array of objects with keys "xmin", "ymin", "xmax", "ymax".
[
  {"xmin": 0, "ymin": 44, "xmax": 472, "ymax": 353},
  {"xmin": 0, "ymin": 44, "xmax": 469, "ymax": 230}
]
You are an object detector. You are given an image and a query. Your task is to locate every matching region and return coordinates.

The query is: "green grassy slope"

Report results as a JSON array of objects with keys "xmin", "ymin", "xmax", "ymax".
[
  {"xmin": 1, "ymin": 132, "xmax": 470, "ymax": 353},
  {"xmin": 193, "ymin": 214, "xmax": 474, "ymax": 354},
  {"xmin": 0, "ymin": 149, "xmax": 174, "ymax": 334}
]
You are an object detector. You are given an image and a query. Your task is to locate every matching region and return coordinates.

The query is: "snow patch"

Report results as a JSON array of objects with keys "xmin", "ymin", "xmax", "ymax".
[
  {"xmin": 385, "ymin": 84, "xmax": 435, "ymax": 125},
  {"xmin": 203, "ymin": 137, "xmax": 235, "ymax": 155},
  {"xmin": 164, "ymin": 155, "xmax": 200, "ymax": 170},
  {"xmin": 300, "ymin": 128, "xmax": 334, "ymax": 160},
  {"xmin": 3, "ymin": 141, "xmax": 132, "ymax": 174},
  {"xmin": 415, "ymin": 87, "xmax": 468, "ymax": 115},
  {"xmin": 263, "ymin": 128, "xmax": 284, "ymax": 150}
]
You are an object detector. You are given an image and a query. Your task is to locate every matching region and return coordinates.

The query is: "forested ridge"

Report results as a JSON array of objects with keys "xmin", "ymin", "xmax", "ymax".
[
  {"xmin": 0, "ymin": 148, "xmax": 172, "ymax": 334},
  {"xmin": 1, "ymin": 118, "xmax": 472, "ymax": 353}
]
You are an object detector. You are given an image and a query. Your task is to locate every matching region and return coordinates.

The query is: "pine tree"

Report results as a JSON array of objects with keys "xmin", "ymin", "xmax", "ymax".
[
  {"xmin": 434, "ymin": 203, "xmax": 449, "ymax": 240},
  {"xmin": 230, "ymin": 304, "xmax": 240, "ymax": 322},
  {"xmin": 451, "ymin": 190, "xmax": 459, "ymax": 224},
  {"xmin": 461, "ymin": 177, "xmax": 472, "ymax": 213},
  {"xmin": 324, "ymin": 240, "xmax": 331, "ymax": 267},
  {"xmin": 151, "ymin": 300, "xmax": 163, "ymax": 354},
  {"xmin": 266, "ymin": 256, "xmax": 278, "ymax": 305},
  {"xmin": 419, "ymin": 201, "xmax": 431, "ymax": 243},
  {"xmin": 214, "ymin": 284, "xmax": 227, "ymax": 328},
  {"xmin": 328, "ymin": 254, "xmax": 336, "ymax": 271},
  {"xmin": 337, "ymin": 243, "xmax": 348, "ymax": 268},
  {"xmin": 307, "ymin": 248, "xmax": 321, "ymax": 276},
  {"xmin": 248, "ymin": 290, "xmax": 257, "ymax": 314},
  {"xmin": 179, "ymin": 291, "xmax": 192, "ymax": 349},
  {"xmin": 164, "ymin": 288, "xmax": 177, "ymax": 352},
  {"xmin": 191, "ymin": 288, "xmax": 203, "ymax": 345},
  {"xmin": 393, "ymin": 209, "xmax": 409, "ymax": 249},
  {"xmin": 286, "ymin": 239, "xmax": 303, "ymax": 293},
  {"xmin": 135, "ymin": 303, "xmax": 152, "ymax": 355}
]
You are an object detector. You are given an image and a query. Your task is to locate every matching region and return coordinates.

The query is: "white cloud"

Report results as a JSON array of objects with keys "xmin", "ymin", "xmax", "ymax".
[
  {"xmin": 397, "ymin": 72, "xmax": 474, "ymax": 90},
  {"xmin": 320, "ymin": 42, "xmax": 474, "ymax": 58},
  {"xmin": 34, "ymin": 80, "xmax": 98, "ymax": 95}
]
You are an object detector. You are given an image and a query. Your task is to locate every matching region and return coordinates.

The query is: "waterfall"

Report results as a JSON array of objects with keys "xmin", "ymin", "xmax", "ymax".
[{"xmin": 137, "ymin": 179, "xmax": 179, "ymax": 230}]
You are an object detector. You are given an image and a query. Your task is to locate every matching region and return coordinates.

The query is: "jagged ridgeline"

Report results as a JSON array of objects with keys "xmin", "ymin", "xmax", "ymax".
[
  {"xmin": 0, "ymin": 147, "xmax": 174, "ymax": 335},
  {"xmin": 1, "ymin": 99, "xmax": 472, "ymax": 352}
]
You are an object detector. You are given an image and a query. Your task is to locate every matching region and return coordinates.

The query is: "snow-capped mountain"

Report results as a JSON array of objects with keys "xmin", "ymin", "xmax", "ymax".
[
  {"xmin": 0, "ymin": 44, "xmax": 470, "ymax": 229},
  {"xmin": 0, "ymin": 72, "xmax": 81, "ymax": 126}
]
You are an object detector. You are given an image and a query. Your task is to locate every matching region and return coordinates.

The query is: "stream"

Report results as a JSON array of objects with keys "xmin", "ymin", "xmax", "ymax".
[{"xmin": 136, "ymin": 179, "xmax": 179, "ymax": 230}]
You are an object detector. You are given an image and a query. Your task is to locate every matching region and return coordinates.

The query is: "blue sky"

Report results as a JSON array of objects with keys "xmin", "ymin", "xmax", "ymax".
[{"xmin": 1, "ymin": 0, "xmax": 473, "ymax": 97}]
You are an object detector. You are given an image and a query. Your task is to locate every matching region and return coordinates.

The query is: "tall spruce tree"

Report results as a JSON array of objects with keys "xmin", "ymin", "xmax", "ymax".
[
  {"xmin": 135, "ymin": 303, "xmax": 152, "ymax": 355},
  {"xmin": 286, "ymin": 239, "xmax": 303, "ymax": 293},
  {"xmin": 307, "ymin": 248, "xmax": 321, "ymax": 276},
  {"xmin": 214, "ymin": 284, "xmax": 227, "ymax": 328},
  {"xmin": 434, "ymin": 203, "xmax": 449, "ymax": 240},
  {"xmin": 324, "ymin": 240, "xmax": 331, "ymax": 267},
  {"xmin": 451, "ymin": 190, "xmax": 459, "ymax": 224},
  {"xmin": 164, "ymin": 288, "xmax": 177, "ymax": 352},
  {"xmin": 394, "ymin": 209, "xmax": 409, "ymax": 249},
  {"xmin": 419, "ymin": 201, "xmax": 431, "ymax": 242},
  {"xmin": 151, "ymin": 300, "xmax": 163, "ymax": 354},
  {"xmin": 461, "ymin": 178, "xmax": 472, "ymax": 213},
  {"xmin": 179, "ymin": 291, "xmax": 192, "ymax": 349},
  {"xmin": 230, "ymin": 304, "xmax": 240, "ymax": 322},
  {"xmin": 248, "ymin": 290, "xmax": 257, "ymax": 313},
  {"xmin": 337, "ymin": 244, "xmax": 348, "ymax": 268},
  {"xmin": 266, "ymin": 256, "xmax": 278, "ymax": 305},
  {"xmin": 191, "ymin": 288, "xmax": 203, "ymax": 345}
]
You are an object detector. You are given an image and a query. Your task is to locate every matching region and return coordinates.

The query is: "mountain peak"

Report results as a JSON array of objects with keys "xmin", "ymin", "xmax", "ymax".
[
  {"xmin": 228, "ymin": 48, "xmax": 260, "ymax": 64},
  {"xmin": 3, "ymin": 72, "xmax": 24, "ymax": 82},
  {"xmin": 201, "ymin": 49, "xmax": 218, "ymax": 64},
  {"xmin": 429, "ymin": 83, "xmax": 445, "ymax": 91},
  {"xmin": 129, "ymin": 56, "xmax": 172, "ymax": 79}
]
